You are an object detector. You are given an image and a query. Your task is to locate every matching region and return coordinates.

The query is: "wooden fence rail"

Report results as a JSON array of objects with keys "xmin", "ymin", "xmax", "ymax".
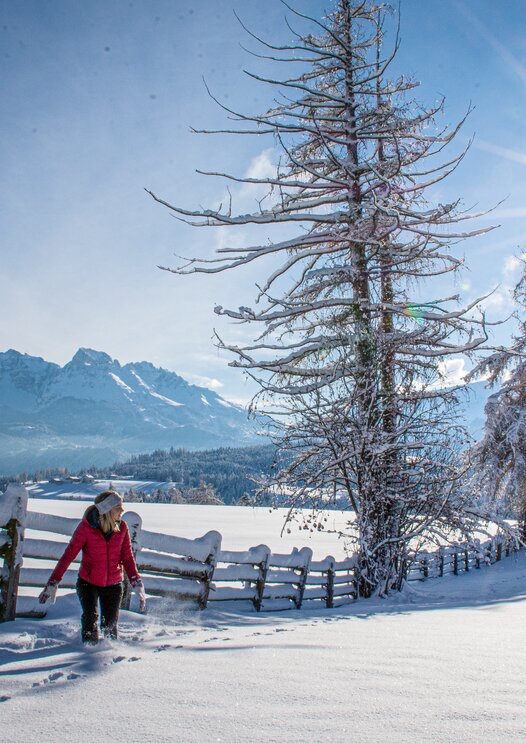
[{"xmin": 0, "ymin": 484, "xmax": 522, "ymax": 622}]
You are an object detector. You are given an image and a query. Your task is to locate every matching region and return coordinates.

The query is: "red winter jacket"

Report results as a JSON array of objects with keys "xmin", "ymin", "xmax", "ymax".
[{"xmin": 50, "ymin": 511, "xmax": 140, "ymax": 587}]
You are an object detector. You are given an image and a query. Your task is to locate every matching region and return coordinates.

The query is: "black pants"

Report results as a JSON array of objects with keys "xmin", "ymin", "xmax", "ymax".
[{"xmin": 76, "ymin": 578, "xmax": 123, "ymax": 644}]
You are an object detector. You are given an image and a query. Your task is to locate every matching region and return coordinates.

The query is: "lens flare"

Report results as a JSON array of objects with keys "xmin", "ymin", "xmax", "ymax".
[{"xmin": 403, "ymin": 304, "xmax": 425, "ymax": 326}]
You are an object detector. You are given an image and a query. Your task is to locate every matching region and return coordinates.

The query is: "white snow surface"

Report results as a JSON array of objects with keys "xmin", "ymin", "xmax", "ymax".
[{"xmin": 2, "ymin": 499, "xmax": 526, "ymax": 741}]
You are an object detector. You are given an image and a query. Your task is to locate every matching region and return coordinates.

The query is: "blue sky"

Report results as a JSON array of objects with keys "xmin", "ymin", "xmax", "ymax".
[{"xmin": 1, "ymin": 0, "xmax": 525, "ymax": 403}]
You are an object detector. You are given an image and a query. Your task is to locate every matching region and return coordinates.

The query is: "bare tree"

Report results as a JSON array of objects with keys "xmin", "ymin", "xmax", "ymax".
[
  {"xmin": 148, "ymin": 0, "xmax": 490, "ymax": 595},
  {"xmin": 466, "ymin": 259, "xmax": 526, "ymax": 533}
]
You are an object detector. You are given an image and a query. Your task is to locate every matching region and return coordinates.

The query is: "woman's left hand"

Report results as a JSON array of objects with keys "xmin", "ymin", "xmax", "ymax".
[{"xmin": 130, "ymin": 577, "xmax": 147, "ymax": 613}]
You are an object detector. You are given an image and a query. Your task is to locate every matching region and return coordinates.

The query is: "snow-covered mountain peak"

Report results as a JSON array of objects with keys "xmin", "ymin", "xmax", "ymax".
[
  {"xmin": 68, "ymin": 348, "xmax": 115, "ymax": 368},
  {"xmin": 0, "ymin": 348, "xmax": 58, "ymax": 372}
]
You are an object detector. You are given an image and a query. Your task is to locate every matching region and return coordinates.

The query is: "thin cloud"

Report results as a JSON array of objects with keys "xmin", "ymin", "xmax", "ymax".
[
  {"xmin": 183, "ymin": 373, "xmax": 224, "ymax": 390},
  {"xmin": 437, "ymin": 358, "xmax": 468, "ymax": 386},
  {"xmin": 503, "ymin": 255, "xmax": 523, "ymax": 275},
  {"xmin": 453, "ymin": 0, "xmax": 526, "ymax": 87},
  {"xmin": 492, "ymin": 208, "xmax": 526, "ymax": 219},
  {"xmin": 239, "ymin": 148, "xmax": 277, "ymax": 201},
  {"xmin": 245, "ymin": 149, "xmax": 276, "ymax": 180},
  {"xmin": 471, "ymin": 138, "xmax": 526, "ymax": 167}
]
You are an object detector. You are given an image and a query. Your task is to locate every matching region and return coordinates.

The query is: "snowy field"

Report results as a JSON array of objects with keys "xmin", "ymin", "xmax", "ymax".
[
  {"xmin": 24, "ymin": 496, "xmax": 352, "ymax": 558},
  {"xmin": 2, "ymin": 498, "xmax": 526, "ymax": 741},
  {"xmin": 27, "ymin": 479, "xmax": 180, "ymax": 500}
]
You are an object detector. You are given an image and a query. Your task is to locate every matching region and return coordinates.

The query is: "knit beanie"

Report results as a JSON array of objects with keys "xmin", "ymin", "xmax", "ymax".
[{"xmin": 95, "ymin": 492, "xmax": 123, "ymax": 515}]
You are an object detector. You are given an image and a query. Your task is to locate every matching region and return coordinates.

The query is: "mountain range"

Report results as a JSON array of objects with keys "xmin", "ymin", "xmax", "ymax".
[
  {"xmin": 0, "ymin": 347, "xmax": 495, "ymax": 475},
  {"xmin": 0, "ymin": 348, "xmax": 261, "ymax": 473}
]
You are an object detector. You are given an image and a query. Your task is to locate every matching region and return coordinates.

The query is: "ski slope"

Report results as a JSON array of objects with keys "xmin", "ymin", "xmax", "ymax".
[{"xmin": 2, "ymin": 502, "xmax": 526, "ymax": 742}]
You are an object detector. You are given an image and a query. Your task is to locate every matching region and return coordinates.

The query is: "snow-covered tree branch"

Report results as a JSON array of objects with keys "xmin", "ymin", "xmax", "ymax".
[{"xmin": 466, "ymin": 259, "xmax": 526, "ymax": 531}]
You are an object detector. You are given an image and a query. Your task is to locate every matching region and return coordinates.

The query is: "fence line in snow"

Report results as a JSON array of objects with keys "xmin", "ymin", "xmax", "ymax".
[
  {"xmin": 405, "ymin": 534, "xmax": 517, "ymax": 580},
  {"xmin": 0, "ymin": 484, "xmax": 521, "ymax": 622}
]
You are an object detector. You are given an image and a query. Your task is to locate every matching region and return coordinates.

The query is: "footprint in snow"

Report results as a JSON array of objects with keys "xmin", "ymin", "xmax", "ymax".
[
  {"xmin": 155, "ymin": 644, "xmax": 183, "ymax": 652},
  {"xmin": 128, "ymin": 657, "xmax": 140, "ymax": 662},
  {"xmin": 0, "ymin": 695, "xmax": 10, "ymax": 703},
  {"xmin": 112, "ymin": 656, "xmax": 126, "ymax": 663},
  {"xmin": 32, "ymin": 671, "xmax": 67, "ymax": 688},
  {"xmin": 67, "ymin": 673, "xmax": 82, "ymax": 680}
]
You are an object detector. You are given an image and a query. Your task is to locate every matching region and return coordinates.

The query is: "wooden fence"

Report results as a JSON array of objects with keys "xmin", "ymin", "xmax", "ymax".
[
  {"xmin": 0, "ymin": 484, "xmax": 521, "ymax": 622},
  {"xmin": 405, "ymin": 533, "xmax": 518, "ymax": 581}
]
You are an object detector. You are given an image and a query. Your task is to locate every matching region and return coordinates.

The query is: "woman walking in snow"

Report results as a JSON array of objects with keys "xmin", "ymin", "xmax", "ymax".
[{"xmin": 39, "ymin": 490, "xmax": 145, "ymax": 644}]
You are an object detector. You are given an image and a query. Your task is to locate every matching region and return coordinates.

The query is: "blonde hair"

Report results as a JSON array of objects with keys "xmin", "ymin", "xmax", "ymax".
[{"xmin": 94, "ymin": 491, "xmax": 121, "ymax": 534}]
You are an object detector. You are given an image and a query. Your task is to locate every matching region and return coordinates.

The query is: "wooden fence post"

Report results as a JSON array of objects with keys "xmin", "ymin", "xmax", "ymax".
[
  {"xmin": 438, "ymin": 548, "xmax": 445, "ymax": 577},
  {"xmin": 422, "ymin": 553, "xmax": 429, "ymax": 579},
  {"xmin": 325, "ymin": 556, "xmax": 335, "ymax": 609},
  {"xmin": 464, "ymin": 546, "xmax": 469, "ymax": 572},
  {"xmin": 496, "ymin": 538, "xmax": 502, "ymax": 562},
  {"xmin": 253, "ymin": 546, "xmax": 270, "ymax": 613},
  {"xmin": 0, "ymin": 484, "xmax": 28, "ymax": 623},
  {"xmin": 294, "ymin": 547, "xmax": 312, "ymax": 609},
  {"xmin": 453, "ymin": 550, "xmax": 458, "ymax": 575},
  {"xmin": 199, "ymin": 531, "xmax": 222, "ymax": 609},
  {"xmin": 121, "ymin": 511, "xmax": 142, "ymax": 610}
]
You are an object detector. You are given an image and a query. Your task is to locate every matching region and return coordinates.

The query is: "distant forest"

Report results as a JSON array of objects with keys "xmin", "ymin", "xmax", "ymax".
[
  {"xmin": 103, "ymin": 445, "xmax": 278, "ymax": 504},
  {"xmin": 4, "ymin": 445, "xmax": 279, "ymax": 505}
]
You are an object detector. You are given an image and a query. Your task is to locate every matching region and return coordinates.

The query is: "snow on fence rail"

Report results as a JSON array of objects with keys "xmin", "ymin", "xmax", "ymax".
[{"xmin": 0, "ymin": 484, "xmax": 521, "ymax": 622}]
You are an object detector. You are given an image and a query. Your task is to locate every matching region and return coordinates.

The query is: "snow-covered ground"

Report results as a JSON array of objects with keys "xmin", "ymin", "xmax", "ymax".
[
  {"xmin": 2, "ymin": 500, "xmax": 526, "ymax": 742},
  {"xmin": 2, "ymin": 553, "xmax": 526, "ymax": 742}
]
